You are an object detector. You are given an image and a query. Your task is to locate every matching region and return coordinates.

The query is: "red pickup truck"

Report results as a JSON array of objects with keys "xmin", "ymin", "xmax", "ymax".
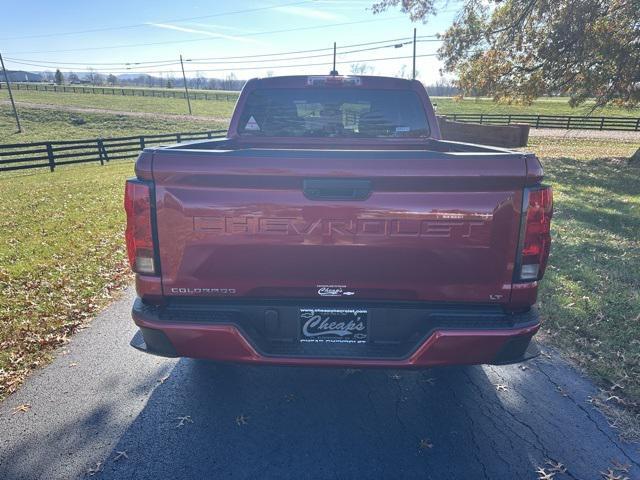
[{"xmin": 125, "ymin": 75, "xmax": 552, "ymax": 368}]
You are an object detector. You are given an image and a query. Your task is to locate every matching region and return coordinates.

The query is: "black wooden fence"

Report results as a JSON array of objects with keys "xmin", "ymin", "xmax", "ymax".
[
  {"xmin": 1, "ymin": 82, "xmax": 239, "ymax": 102},
  {"xmin": 446, "ymin": 113, "xmax": 640, "ymax": 131},
  {"xmin": 0, "ymin": 130, "xmax": 226, "ymax": 173},
  {"xmin": 4, "ymin": 82, "xmax": 639, "ymax": 130}
]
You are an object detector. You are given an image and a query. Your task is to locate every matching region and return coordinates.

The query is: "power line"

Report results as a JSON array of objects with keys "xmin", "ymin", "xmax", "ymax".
[
  {"xmin": 187, "ymin": 38, "xmax": 440, "ymax": 62},
  {"xmin": 181, "ymin": 53, "xmax": 441, "ymax": 73},
  {"xmin": 7, "ymin": 16, "xmax": 411, "ymax": 55},
  {"xmin": 3, "ymin": 56, "xmax": 177, "ymax": 67},
  {"xmin": 7, "ymin": 53, "xmax": 439, "ymax": 76},
  {"xmin": 5, "ymin": 36, "xmax": 437, "ymax": 66},
  {"xmin": 0, "ymin": 0, "xmax": 317, "ymax": 41},
  {"xmin": 4, "ymin": 39, "xmax": 441, "ymax": 73},
  {"xmin": 4, "ymin": 59, "xmax": 181, "ymax": 72},
  {"xmin": 187, "ymin": 40, "xmax": 438, "ymax": 65}
]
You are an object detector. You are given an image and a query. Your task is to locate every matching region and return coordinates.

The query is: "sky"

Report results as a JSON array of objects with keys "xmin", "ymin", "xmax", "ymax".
[{"xmin": 0, "ymin": 0, "xmax": 458, "ymax": 84}]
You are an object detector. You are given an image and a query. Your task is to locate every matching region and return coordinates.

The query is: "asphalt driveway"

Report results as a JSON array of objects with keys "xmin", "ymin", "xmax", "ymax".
[{"xmin": 0, "ymin": 288, "xmax": 638, "ymax": 479}]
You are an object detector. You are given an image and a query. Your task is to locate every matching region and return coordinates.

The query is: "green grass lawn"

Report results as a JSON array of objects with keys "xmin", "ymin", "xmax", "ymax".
[
  {"xmin": 4, "ymin": 88, "xmax": 639, "ymax": 123},
  {"xmin": 9, "ymin": 89, "xmax": 236, "ymax": 119},
  {"xmin": 0, "ymin": 162, "xmax": 134, "ymax": 397},
  {"xmin": 0, "ymin": 136, "xmax": 638, "ymax": 411},
  {"xmin": 432, "ymin": 96, "xmax": 640, "ymax": 117},
  {"xmin": 530, "ymin": 137, "xmax": 640, "ymax": 405},
  {"xmin": 0, "ymin": 104, "xmax": 227, "ymax": 144}
]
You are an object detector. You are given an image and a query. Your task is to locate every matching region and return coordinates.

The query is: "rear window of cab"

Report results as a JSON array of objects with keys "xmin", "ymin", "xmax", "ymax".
[{"xmin": 238, "ymin": 88, "xmax": 430, "ymax": 138}]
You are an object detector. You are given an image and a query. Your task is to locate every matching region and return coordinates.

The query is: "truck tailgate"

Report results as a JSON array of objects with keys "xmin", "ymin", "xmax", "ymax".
[{"xmin": 152, "ymin": 148, "xmax": 525, "ymax": 304}]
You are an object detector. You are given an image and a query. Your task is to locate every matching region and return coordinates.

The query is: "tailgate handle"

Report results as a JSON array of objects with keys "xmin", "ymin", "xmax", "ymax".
[{"xmin": 303, "ymin": 179, "xmax": 371, "ymax": 201}]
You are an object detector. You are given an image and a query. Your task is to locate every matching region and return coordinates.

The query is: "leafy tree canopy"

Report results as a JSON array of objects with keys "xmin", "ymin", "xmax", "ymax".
[
  {"xmin": 54, "ymin": 69, "xmax": 64, "ymax": 85},
  {"xmin": 372, "ymin": 0, "xmax": 639, "ymax": 108}
]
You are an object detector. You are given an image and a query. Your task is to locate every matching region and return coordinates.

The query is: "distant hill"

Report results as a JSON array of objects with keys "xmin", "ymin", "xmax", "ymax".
[{"xmin": 0, "ymin": 70, "xmax": 43, "ymax": 82}]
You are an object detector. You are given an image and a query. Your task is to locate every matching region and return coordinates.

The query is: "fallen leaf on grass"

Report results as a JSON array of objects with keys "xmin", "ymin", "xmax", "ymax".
[
  {"xmin": 235, "ymin": 414, "xmax": 249, "ymax": 426},
  {"xmin": 12, "ymin": 404, "xmax": 30, "ymax": 414},
  {"xmin": 175, "ymin": 415, "xmax": 193, "ymax": 428},
  {"xmin": 606, "ymin": 395, "xmax": 624, "ymax": 404},
  {"xmin": 610, "ymin": 382, "xmax": 625, "ymax": 392}
]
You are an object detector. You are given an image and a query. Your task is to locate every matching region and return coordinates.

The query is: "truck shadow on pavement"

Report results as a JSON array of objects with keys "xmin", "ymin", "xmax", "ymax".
[{"xmin": 94, "ymin": 357, "xmax": 638, "ymax": 480}]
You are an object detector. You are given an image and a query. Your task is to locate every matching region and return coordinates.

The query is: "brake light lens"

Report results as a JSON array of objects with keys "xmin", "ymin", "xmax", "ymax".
[
  {"xmin": 124, "ymin": 180, "xmax": 156, "ymax": 275},
  {"xmin": 519, "ymin": 186, "xmax": 553, "ymax": 281},
  {"xmin": 307, "ymin": 76, "xmax": 362, "ymax": 87}
]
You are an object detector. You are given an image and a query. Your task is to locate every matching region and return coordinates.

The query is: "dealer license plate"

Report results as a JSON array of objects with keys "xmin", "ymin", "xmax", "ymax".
[{"xmin": 299, "ymin": 308, "xmax": 368, "ymax": 344}]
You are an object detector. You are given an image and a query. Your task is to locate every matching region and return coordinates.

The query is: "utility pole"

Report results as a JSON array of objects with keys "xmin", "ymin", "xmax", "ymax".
[
  {"xmin": 330, "ymin": 42, "xmax": 338, "ymax": 75},
  {"xmin": 179, "ymin": 54, "xmax": 192, "ymax": 115},
  {"xmin": 412, "ymin": 28, "xmax": 417, "ymax": 80},
  {"xmin": 0, "ymin": 51, "xmax": 22, "ymax": 132}
]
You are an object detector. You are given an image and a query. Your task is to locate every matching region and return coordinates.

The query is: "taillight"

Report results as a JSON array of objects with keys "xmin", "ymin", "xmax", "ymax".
[
  {"xmin": 517, "ymin": 186, "xmax": 553, "ymax": 281},
  {"xmin": 124, "ymin": 180, "xmax": 157, "ymax": 275},
  {"xmin": 306, "ymin": 76, "xmax": 362, "ymax": 87}
]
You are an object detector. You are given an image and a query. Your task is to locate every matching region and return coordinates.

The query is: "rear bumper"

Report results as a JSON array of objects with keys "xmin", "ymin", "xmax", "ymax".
[{"xmin": 130, "ymin": 298, "xmax": 540, "ymax": 367}]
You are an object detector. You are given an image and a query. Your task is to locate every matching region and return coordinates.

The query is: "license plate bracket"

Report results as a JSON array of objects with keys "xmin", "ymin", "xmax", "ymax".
[{"xmin": 299, "ymin": 308, "xmax": 368, "ymax": 344}]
